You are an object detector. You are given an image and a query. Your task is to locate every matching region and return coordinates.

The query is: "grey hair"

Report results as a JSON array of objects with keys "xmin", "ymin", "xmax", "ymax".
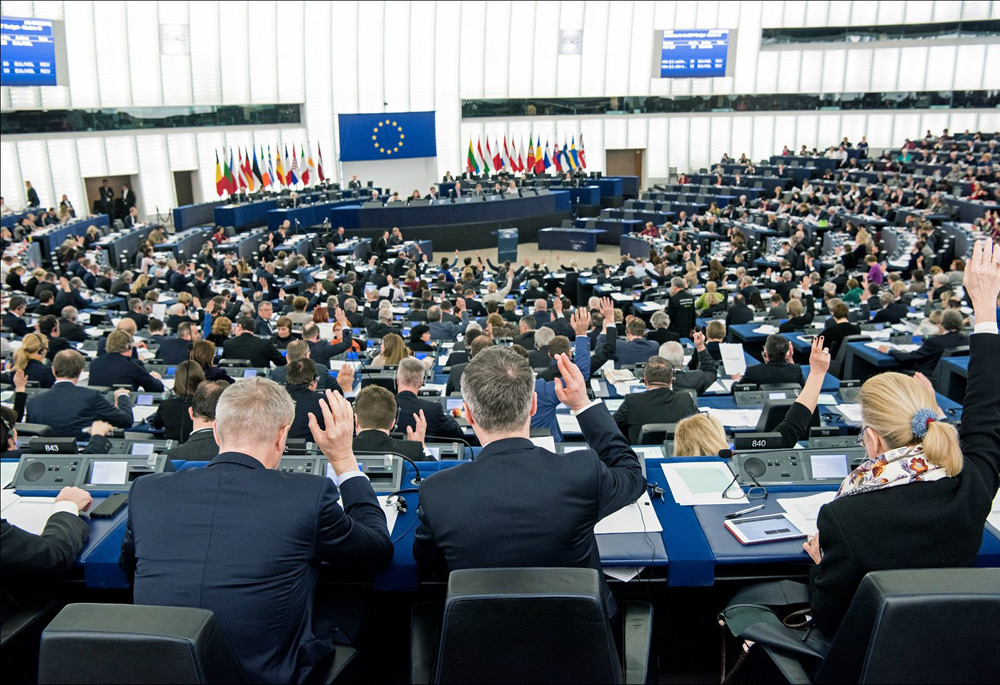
[
  {"xmin": 534, "ymin": 327, "xmax": 555, "ymax": 349},
  {"xmin": 214, "ymin": 377, "xmax": 295, "ymax": 447},
  {"xmin": 659, "ymin": 341, "xmax": 684, "ymax": 368},
  {"xmin": 460, "ymin": 346, "xmax": 534, "ymax": 433},
  {"xmin": 427, "ymin": 305, "xmax": 442, "ymax": 321},
  {"xmin": 396, "ymin": 357, "xmax": 426, "ymax": 389},
  {"xmin": 343, "ymin": 298, "xmax": 357, "ymax": 312},
  {"xmin": 465, "ymin": 321, "xmax": 482, "ymax": 334},
  {"xmin": 671, "ymin": 277, "xmax": 685, "ymax": 289},
  {"xmin": 650, "ymin": 311, "xmax": 670, "ymax": 330}
]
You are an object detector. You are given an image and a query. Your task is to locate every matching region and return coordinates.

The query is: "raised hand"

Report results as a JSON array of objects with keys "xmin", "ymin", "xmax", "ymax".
[
  {"xmin": 13, "ymin": 368, "xmax": 27, "ymax": 393},
  {"xmin": 405, "ymin": 409, "xmax": 427, "ymax": 444},
  {"xmin": 964, "ymin": 239, "xmax": 1000, "ymax": 323},
  {"xmin": 809, "ymin": 335, "xmax": 831, "ymax": 376},
  {"xmin": 692, "ymin": 330, "xmax": 706, "ymax": 351},
  {"xmin": 335, "ymin": 364, "xmax": 355, "ymax": 394},
  {"xmin": 307, "ymin": 389, "xmax": 358, "ymax": 474},
  {"xmin": 598, "ymin": 296, "xmax": 615, "ymax": 323},
  {"xmin": 552, "ymin": 353, "xmax": 590, "ymax": 412},
  {"xmin": 570, "ymin": 307, "xmax": 591, "ymax": 336}
]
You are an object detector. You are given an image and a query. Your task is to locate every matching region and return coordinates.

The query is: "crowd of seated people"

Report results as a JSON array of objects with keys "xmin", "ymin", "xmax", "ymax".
[{"xmin": 1, "ymin": 129, "xmax": 998, "ymax": 682}]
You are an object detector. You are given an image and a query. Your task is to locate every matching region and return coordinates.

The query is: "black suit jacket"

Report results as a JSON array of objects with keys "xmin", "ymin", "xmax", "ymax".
[
  {"xmin": 287, "ymin": 385, "xmax": 325, "ymax": 441},
  {"xmin": 26, "ymin": 382, "xmax": 134, "ymax": 438},
  {"xmin": 741, "ymin": 360, "xmax": 804, "ymax": 387},
  {"xmin": 148, "ymin": 396, "xmax": 193, "ymax": 442},
  {"xmin": 88, "ymin": 353, "xmax": 165, "ymax": 392},
  {"xmin": 353, "ymin": 430, "xmax": 428, "ymax": 462},
  {"xmin": 222, "ymin": 333, "xmax": 286, "ymax": 368},
  {"xmin": 1, "ymin": 511, "xmax": 89, "ymax": 606},
  {"xmin": 2, "ymin": 312, "xmax": 30, "ymax": 337},
  {"xmin": 810, "ymin": 333, "xmax": 999, "ymax": 635},
  {"xmin": 613, "ymin": 387, "xmax": 698, "ymax": 444},
  {"xmin": 58, "ymin": 318, "xmax": 88, "ymax": 343},
  {"xmin": 413, "ymin": 404, "xmax": 645, "ymax": 614},
  {"xmin": 888, "ymin": 331, "xmax": 968, "ymax": 377},
  {"xmin": 120, "ymin": 452, "xmax": 393, "ymax": 683},
  {"xmin": 395, "ymin": 391, "xmax": 464, "ymax": 441},
  {"xmin": 163, "ymin": 428, "xmax": 219, "ymax": 461},
  {"xmin": 155, "ymin": 337, "xmax": 192, "ymax": 365}
]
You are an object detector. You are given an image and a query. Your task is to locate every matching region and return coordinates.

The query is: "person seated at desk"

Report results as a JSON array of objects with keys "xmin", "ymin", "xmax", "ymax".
[
  {"xmin": 4, "ymin": 333, "xmax": 55, "ymax": 389},
  {"xmin": 189, "ymin": 339, "xmax": 234, "ymax": 384},
  {"xmin": 285, "ymin": 359, "xmax": 331, "ymax": 441},
  {"xmin": 662, "ymin": 334, "xmax": 718, "ymax": 396},
  {"xmin": 88, "ymin": 330, "xmax": 164, "ymax": 392},
  {"xmin": 57, "ymin": 306, "xmax": 88, "ymax": 343},
  {"xmin": 820, "ymin": 299, "xmax": 861, "ymax": 359},
  {"xmin": 607, "ymin": 317, "xmax": 659, "ymax": 368},
  {"xmin": 149, "ymin": 361, "xmax": 203, "ymax": 442},
  {"xmin": 394, "ymin": 357, "xmax": 465, "ymax": 442},
  {"xmin": 270, "ymin": 340, "xmax": 332, "ymax": 391},
  {"xmin": 162, "ymin": 381, "xmax": 227, "ymax": 461},
  {"xmin": 206, "ymin": 316, "xmax": 232, "ymax": 348},
  {"xmin": 352, "ymin": 385, "xmax": 428, "ymax": 462},
  {"xmin": 413, "ymin": 347, "xmax": 644, "ymax": 618},
  {"xmin": 870, "ymin": 291, "xmax": 908, "ymax": 325},
  {"xmin": 2, "ymin": 295, "xmax": 31, "ymax": 337},
  {"xmin": 222, "ymin": 317, "xmax": 286, "ymax": 368},
  {"xmin": 613, "ymin": 356, "xmax": 698, "ymax": 444},
  {"xmin": 120, "ymin": 378, "xmax": 393, "ymax": 683},
  {"xmin": 734, "ymin": 334, "xmax": 804, "ymax": 387},
  {"xmin": 272, "ymin": 317, "xmax": 299, "ymax": 350},
  {"xmin": 778, "ymin": 298, "xmax": 814, "ymax": 332},
  {"xmin": 123, "ymin": 298, "xmax": 149, "ymax": 331},
  {"xmin": 156, "ymin": 321, "xmax": 199, "ymax": 365},
  {"xmin": 725, "ymin": 293, "xmax": 755, "ymax": 327},
  {"xmin": 26, "ymin": 350, "xmax": 134, "ymax": 439},
  {"xmin": 878, "ymin": 309, "xmax": 969, "ymax": 377}
]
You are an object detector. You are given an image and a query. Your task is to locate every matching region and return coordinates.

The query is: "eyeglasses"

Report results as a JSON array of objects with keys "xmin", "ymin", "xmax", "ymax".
[
  {"xmin": 855, "ymin": 425, "xmax": 869, "ymax": 448},
  {"xmin": 722, "ymin": 472, "xmax": 768, "ymax": 501}
]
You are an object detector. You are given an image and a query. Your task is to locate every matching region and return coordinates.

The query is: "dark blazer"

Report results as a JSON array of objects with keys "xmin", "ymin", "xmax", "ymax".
[
  {"xmin": 4, "ymin": 358, "xmax": 56, "ymax": 389},
  {"xmin": 615, "ymin": 338, "xmax": 659, "ymax": 368},
  {"xmin": 148, "ymin": 395, "xmax": 194, "ymax": 442},
  {"xmin": 163, "ymin": 428, "xmax": 219, "ymax": 461},
  {"xmin": 821, "ymin": 320, "xmax": 862, "ymax": 358},
  {"xmin": 222, "ymin": 333, "xmax": 286, "ymax": 368},
  {"xmin": 888, "ymin": 331, "xmax": 968, "ymax": 377},
  {"xmin": 395, "ymin": 390, "xmax": 465, "ymax": 441},
  {"xmin": 26, "ymin": 381, "xmax": 134, "ymax": 438},
  {"xmin": 725, "ymin": 304, "xmax": 755, "ymax": 327},
  {"xmin": 44, "ymin": 335, "xmax": 72, "ymax": 362},
  {"xmin": 58, "ymin": 317, "xmax": 88, "ymax": 343},
  {"xmin": 444, "ymin": 362, "xmax": 467, "ymax": 396},
  {"xmin": 270, "ymin": 362, "xmax": 332, "ymax": 391},
  {"xmin": 306, "ymin": 333, "xmax": 355, "ymax": 368},
  {"xmin": 353, "ymin": 429, "xmax": 428, "ymax": 462},
  {"xmin": 155, "ymin": 337, "xmax": 192, "ymax": 365},
  {"xmin": 871, "ymin": 302, "xmax": 908, "ymax": 325},
  {"xmin": 413, "ymin": 404, "xmax": 645, "ymax": 614},
  {"xmin": 613, "ymin": 386, "xmax": 698, "ymax": 444},
  {"xmin": 286, "ymin": 385, "xmax": 325, "ymax": 441},
  {"xmin": 2, "ymin": 312, "xmax": 30, "ymax": 337},
  {"xmin": 646, "ymin": 329, "xmax": 680, "ymax": 346},
  {"xmin": 671, "ymin": 351, "xmax": 720, "ymax": 396},
  {"xmin": 810, "ymin": 333, "xmax": 1000, "ymax": 635},
  {"xmin": 120, "ymin": 452, "xmax": 393, "ymax": 684},
  {"xmin": 88, "ymin": 353, "xmax": 164, "ymax": 392},
  {"xmin": 741, "ymin": 360, "xmax": 804, "ymax": 387},
  {"xmin": 1, "ymin": 511, "xmax": 89, "ymax": 606}
]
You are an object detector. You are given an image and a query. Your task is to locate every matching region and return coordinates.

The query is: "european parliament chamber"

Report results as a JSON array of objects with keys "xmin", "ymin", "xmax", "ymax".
[{"xmin": 2, "ymin": 2, "xmax": 999, "ymax": 683}]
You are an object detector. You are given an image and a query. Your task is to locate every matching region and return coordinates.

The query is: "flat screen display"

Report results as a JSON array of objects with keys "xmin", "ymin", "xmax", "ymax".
[
  {"xmin": 1, "ymin": 17, "xmax": 68, "ymax": 86},
  {"xmin": 659, "ymin": 29, "xmax": 731, "ymax": 78},
  {"xmin": 88, "ymin": 460, "xmax": 128, "ymax": 485},
  {"xmin": 810, "ymin": 453, "xmax": 849, "ymax": 479}
]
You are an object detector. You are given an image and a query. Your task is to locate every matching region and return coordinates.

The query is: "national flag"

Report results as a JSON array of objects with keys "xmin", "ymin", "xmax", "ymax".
[
  {"xmin": 289, "ymin": 146, "xmax": 299, "ymax": 186},
  {"xmin": 466, "ymin": 138, "xmax": 479, "ymax": 174},
  {"xmin": 251, "ymin": 147, "xmax": 263, "ymax": 188},
  {"xmin": 316, "ymin": 143, "xmax": 326, "ymax": 182},
  {"xmin": 526, "ymin": 134, "xmax": 535, "ymax": 172},
  {"xmin": 534, "ymin": 140, "xmax": 544, "ymax": 174},
  {"xmin": 553, "ymin": 143, "xmax": 563, "ymax": 173},
  {"xmin": 517, "ymin": 136, "xmax": 525, "ymax": 172},
  {"xmin": 215, "ymin": 151, "xmax": 226, "ymax": 196},
  {"xmin": 477, "ymin": 137, "xmax": 491, "ymax": 174},
  {"xmin": 543, "ymin": 140, "xmax": 552, "ymax": 171},
  {"xmin": 503, "ymin": 136, "xmax": 515, "ymax": 169},
  {"xmin": 300, "ymin": 144, "xmax": 311, "ymax": 186},
  {"xmin": 490, "ymin": 137, "xmax": 502, "ymax": 170},
  {"xmin": 578, "ymin": 133, "xmax": 587, "ymax": 169},
  {"xmin": 563, "ymin": 136, "xmax": 576, "ymax": 170},
  {"xmin": 275, "ymin": 144, "xmax": 286, "ymax": 187},
  {"xmin": 243, "ymin": 147, "xmax": 255, "ymax": 192},
  {"xmin": 224, "ymin": 149, "xmax": 236, "ymax": 194},
  {"xmin": 305, "ymin": 145, "xmax": 316, "ymax": 185},
  {"xmin": 259, "ymin": 147, "xmax": 271, "ymax": 188},
  {"xmin": 570, "ymin": 136, "xmax": 580, "ymax": 169},
  {"xmin": 234, "ymin": 149, "xmax": 245, "ymax": 191}
]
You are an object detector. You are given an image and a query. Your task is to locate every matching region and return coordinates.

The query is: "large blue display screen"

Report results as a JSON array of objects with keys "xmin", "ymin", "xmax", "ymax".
[
  {"xmin": 659, "ymin": 29, "xmax": 730, "ymax": 78},
  {"xmin": 1, "ymin": 17, "xmax": 63, "ymax": 86}
]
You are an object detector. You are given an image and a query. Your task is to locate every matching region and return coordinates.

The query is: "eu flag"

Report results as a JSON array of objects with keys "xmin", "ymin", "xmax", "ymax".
[{"xmin": 338, "ymin": 111, "xmax": 437, "ymax": 162}]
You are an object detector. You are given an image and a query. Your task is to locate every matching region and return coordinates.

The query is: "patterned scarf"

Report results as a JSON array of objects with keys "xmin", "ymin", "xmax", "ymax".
[{"xmin": 836, "ymin": 443, "xmax": 948, "ymax": 498}]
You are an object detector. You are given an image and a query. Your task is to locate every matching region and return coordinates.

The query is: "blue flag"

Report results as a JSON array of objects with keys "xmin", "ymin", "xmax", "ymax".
[{"xmin": 338, "ymin": 111, "xmax": 437, "ymax": 162}]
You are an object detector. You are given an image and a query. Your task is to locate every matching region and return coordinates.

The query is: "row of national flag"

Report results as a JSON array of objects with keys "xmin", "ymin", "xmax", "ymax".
[
  {"xmin": 215, "ymin": 143, "xmax": 327, "ymax": 197},
  {"xmin": 466, "ymin": 134, "xmax": 587, "ymax": 176}
]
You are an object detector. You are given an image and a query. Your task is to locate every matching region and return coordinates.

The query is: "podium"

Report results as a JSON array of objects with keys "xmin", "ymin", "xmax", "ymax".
[{"xmin": 495, "ymin": 228, "xmax": 518, "ymax": 263}]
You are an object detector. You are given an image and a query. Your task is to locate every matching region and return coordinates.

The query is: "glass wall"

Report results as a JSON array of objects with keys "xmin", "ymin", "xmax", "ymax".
[{"xmin": 761, "ymin": 19, "xmax": 1000, "ymax": 45}]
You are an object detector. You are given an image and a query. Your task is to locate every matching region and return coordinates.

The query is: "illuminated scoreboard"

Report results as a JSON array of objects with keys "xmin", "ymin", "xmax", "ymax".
[
  {"xmin": 659, "ymin": 29, "xmax": 731, "ymax": 79},
  {"xmin": 1, "ymin": 16, "xmax": 68, "ymax": 87}
]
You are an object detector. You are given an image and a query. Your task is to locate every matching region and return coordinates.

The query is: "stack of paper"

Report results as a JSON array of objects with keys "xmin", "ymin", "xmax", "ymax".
[
  {"xmin": 704, "ymin": 408, "xmax": 762, "ymax": 428},
  {"xmin": 777, "ymin": 492, "xmax": 836, "ymax": 537},
  {"xmin": 661, "ymin": 462, "xmax": 747, "ymax": 505},
  {"xmin": 595, "ymin": 492, "xmax": 663, "ymax": 534},
  {"xmin": 0, "ymin": 491, "xmax": 60, "ymax": 535},
  {"xmin": 753, "ymin": 325, "xmax": 779, "ymax": 335},
  {"xmin": 835, "ymin": 403, "xmax": 863, "ymax": 423},
  {"xmin": 556, "ymin": 413, "xmax": 581, "ymax": 435},
  {"xmin": 719, "ymin": 343, "xmax": 747, "ymax": 376}
]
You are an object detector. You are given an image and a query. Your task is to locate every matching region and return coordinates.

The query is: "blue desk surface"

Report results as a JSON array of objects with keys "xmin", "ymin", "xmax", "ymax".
[
  {"xmin": 330, "ymin": 192, "xmax": 563, "ymax": 230},
  {"xmin": 173, "ymin": 201, "xmax": 224, "ymax": 230},
  {"xmin": 941, "ymin": 357, "xmax": 970, "ymax": 374},
  {"xmin": 844, "ymin": 341, "xmax": 909, "ymax": 368},
  {"xmin": 214, "ymin": 200, "xmax": 278, "ymax": 229}
]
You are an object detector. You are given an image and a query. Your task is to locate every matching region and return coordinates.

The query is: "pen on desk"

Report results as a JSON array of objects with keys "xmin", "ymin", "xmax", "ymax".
[{"xmin": 725, "ymin": 504, "xmax": 766, "ymax": 519}]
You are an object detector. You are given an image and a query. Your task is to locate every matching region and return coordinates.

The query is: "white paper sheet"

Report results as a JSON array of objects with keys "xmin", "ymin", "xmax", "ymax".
[
  {"xmin": 835, "ymin": 403, "xmax": 863, "ymax": 423},
  {"xmin": 160, "ymin": 378, "xmax": 174, "ymax": 391},
  {"xmin": 777, "ymin": 492, "xmax": 837, "ymax": 537},
  {"xmin": 530, "ymin": 436, "xmax": 556, "ymax": 452},
  {"xmin": 865, "ymin": 341, "xmax": 919, "ymax": 353},
  {"xmin": 661, "ymin": 462, "xmax": 747, "ymax": 505},
  {"xmin": 753, "ymin": 325, "xmax": 779, "ymax": 335},
  {"xmin": 816, "ymin": 394, "xmax": 839, "ymax": 405},
  {"xmin": 595, "ymin": 492, "xmax": 663, "ymax": 534},
  {"xmin": 591, "ymin": 378, "xmax": 603, "ymax": 393},
  {"xmin": 603, "ymin": 566, "xmax": 644, "ymax": 582},
  {"xmin": 719, "ymin": 343, "xmax": 747, "ymax": 376},
  {"xmin": 0, "ymin": 492, "xmax": 60, "ymax": 535},
  {"xmin": 1, "ymin": 461, "xmax": 17, "ymax": 488},
  {"xmin": 376, "ymin": 496, "xmax": 400, "ymax": 536},
  {"xmin": 131, "ymin": 405, "xmax": 158, "ymax": 423},
  {"xmin": 704, "ymin": 408, "xmax": 762, "ymax": 428},
  {"xmin": 556, "ymin": 413, "xmax": 581, "ymax": 435},
  {"xmin": 707, "ymin": 378, "xmax": 735, "ymax": 394}
]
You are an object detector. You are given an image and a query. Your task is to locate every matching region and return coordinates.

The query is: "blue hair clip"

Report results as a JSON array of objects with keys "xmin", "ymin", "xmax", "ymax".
[{"xmin": 911, "ymin": 408, "xmax": 937, "ymax": 438}]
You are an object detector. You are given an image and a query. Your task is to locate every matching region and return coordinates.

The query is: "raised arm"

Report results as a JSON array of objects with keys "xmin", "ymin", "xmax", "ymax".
[
  {"xmin": 774, "ymin": 336, "xmax": 831, "ymax": 447},
  {"xmin": 570, "ymin": 308, "xmax": 592, "ymax": 380}
]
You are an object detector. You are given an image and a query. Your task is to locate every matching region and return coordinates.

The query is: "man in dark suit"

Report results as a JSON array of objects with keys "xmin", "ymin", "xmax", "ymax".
[
  {"xmin": 168, "ymin": 262, "xmax": 192, "ymax": 294},
  {"xmin": 2, "ymin": 296, "xmax": 31, "ymax": 337},
  {"xmin": 880, "ymin": 309, "xmax": 968, "ymax": 377},
  {"xmin": 88, "ymin": 330, "xmax": 164, "ymax": 392},
  {"xmin": 222, "ymin": 317, "xmax": 286, "ymax": 368},
  {"xmin": 663, "ymin": 334, "xmax": 720, "ymax": 396},
  {"xmin": 725, "ymin": 294, "xmax": 755, "ymax": 327},
  {"xmin": 97, "ymin": 179, "xmax": 115, "ymax": 217},
  {"xmin": 413, "ymin": 347, "xmax": 644, "ymax": 616},
  {"xmin": 365, "ymin": 310, "xmax": 400, "ymax": 339},
  {"xmin": 613, "ymin": 356, "xmax": 698, "ymax": 444},
  {"xmin": 120, "ymin": 378, "xmax": 394, "ymax": 683},
  {"xmin": 738, "ymin": 334, "xmax": 805, "ymax": 386},
  {"xmin": 285, "ymin": 359, "xmax": 328, "ymax": 441},
  {"xmin": 162, "ymin": 381, "xmax": 226, "ymax": 461},
  {"xmin": 57, "ymin": 306, "xmax": 88, "ymax": 343},
  {"xmin": 254, "ymin": 300, "xmax": 275, "ymax": 337},
  {"xmin": 394, "ymin": 357, "xmax": 465, "ymax": 441},
  {"xmin": 352, "ymin": 385, "xmax": 428, "ymax": 461},
  {"xmin": 156, "ymin": 321, "xmax": 199, "ymax": 365},
  {"xmin": 611, "ymin": 317, "xmax": 659, "ymax": 368},
  {"xmin": 54, "ymin": 277, "xmax": 90, "ymax": 312},
  {"xmin": 121, "ymin": 184, "xmax": 136, "ymax": 215},
  {"xmin": 302, "ymin": 323, "xmax": 356, "ymax": 368},
  {"xmin": 446, "ymin": 334, "xmax": 493, "ymax": 395},
  {"xmin": 870, "ymin": 292, "xmax": 908, "ymax": 325},
  {"xmin": 26, "ymin": 350, "xmax": 134, "ymax": 438},
  {"xmin": 37, "ymin": 315, "xmax": 72, "ymax": 362}
]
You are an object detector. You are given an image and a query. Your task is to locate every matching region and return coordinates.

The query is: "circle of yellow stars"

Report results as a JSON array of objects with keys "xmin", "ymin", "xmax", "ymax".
[{"xmin": 372, "ymin": 119, "xmax": 405, "ymax": 155}]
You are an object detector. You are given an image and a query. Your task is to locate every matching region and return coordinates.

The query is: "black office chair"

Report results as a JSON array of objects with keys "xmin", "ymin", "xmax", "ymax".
[
  {"xmin": 828, "ymin": 334, "xmax": 871, "ymax": 379},
  {"xmin": 411, "ymin": 568, "xmax": 654, "ymax": 684},
  {"xmin": 219, "ymin": 358, "xmax": 250, "ymax": 368},
  {"xmin": 2, "ymin": 597, "xmax": 60, "ymax": 684},
  {"xmin": 756, "ymin": 398, "xmax": 819, "ymax": 432},
  {"xmin": 38, "ymin": 604, "xmax": 248, "ymax": 684},
  {"xmin": 928, "ymin": 344, "xmax": 970, "ymax": 388},
  {"xmin": 735, "ymin": 569, "xmax": 1000, "ymax": 684},
  {"xmin": 13, "ymin": 422, "xmax": 53, "ymax": 437},
  {"xmin": 636, "ymin": 422, "xmax": 678, "ymax": 445},
  {"xmin": 361, "ymin": 374, "xmax": 396, "ymax": 393}
]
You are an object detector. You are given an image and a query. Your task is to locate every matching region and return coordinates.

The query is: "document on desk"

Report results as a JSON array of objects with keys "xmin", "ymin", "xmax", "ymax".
[
  {"xmin": 0, "ymin": 491, "xmax": 60, "ymax": 535},
  {"xmin": 596, "ymin": 492, "xmax": 663, "ymax": 534},
  {"xmin": 556, "ymin": 413, "xmax": 581, "ymax": 435},
  {"xmin": 703, "ymin": 408, "xmax": 762, "ymax": 428},
  {"xmin": 777, "ymin": 492, "xmax": 836, "ymax": 537},
  {"xmin": 1, "ymin": 462, "xmax": 17, "ymax": 488},
  {"xmin": 865, "ymin": 341, "xmax": 920, "ymax": 353},
  {"xmin": 376, "ymin": 496, "xmax": 400, "ymax": 536},
  {"xmin": 530, "ymin": 436, "xmax": 556, "ymax": 452},
  {"xmin": 752, "ymin": 325, "xmax": 779, "ymax": 335},
  {"xmin": 603, "ymin": 567, "xmax": 644, "ymax": 583},
  {"xmin": 719, "ymin": 343, "xmax": 747, "ymax": 377},
  {"xmin": 131, "ymin": 405, "xmax": 158, "ymax": 423},
  {"xmin": 835, "ymin": 403, "xmax": 863, "ymax": 423},
  {"xmin": 661, "ymin": 462, "xmax": 747, "ymax": 505},
  {"xmin": 707, "ymin": 378, "xmax": 735, "ymax": 394},
  {"xmin": 590, "ymin": 378, "xmax": 603, "ymax": 394},
  {"xmin": 816, "ymin": 393, "xmax": 839, "ymax": 406},
  {"xmin": 160, "ymin": 378, "xmax": 175, "ymax": 391}
]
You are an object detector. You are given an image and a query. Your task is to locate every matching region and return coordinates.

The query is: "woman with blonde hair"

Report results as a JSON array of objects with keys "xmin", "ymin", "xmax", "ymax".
[
  {"xmin": 370, "ymin": 333, "xmax": 428, "ymax": 370},
  {"xmin": 130, "ymin": 273, "xmax": 150, "ymax": 297},
  {"xmin": 9, "ymin": 332, "xmax": 54, "ymax": 388},
  {"xmin": 207, "ymin": 316, "xmax": 232, "ymax": 346},
  {"xmin": 695, "ymin": 281, "xmax": 724, "ymax": 313},
  {"xmin": 673, "ymin": 413, "xmax": 729, "ymax": 457}
]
